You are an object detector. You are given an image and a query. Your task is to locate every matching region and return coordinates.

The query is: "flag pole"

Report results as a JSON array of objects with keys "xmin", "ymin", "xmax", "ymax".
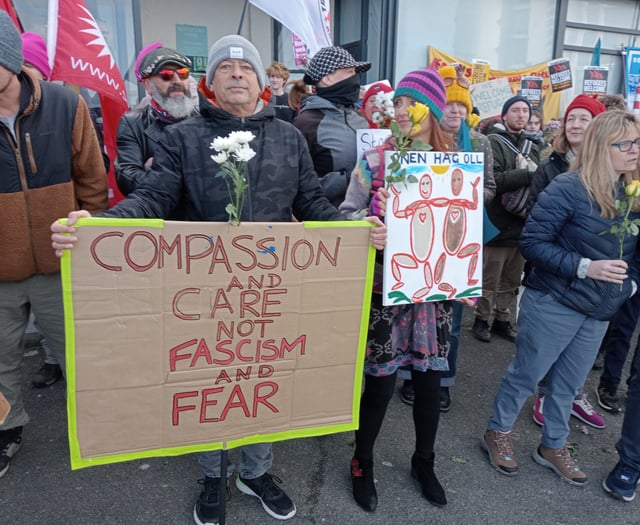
[{"xmin": 237, "ymin": 0, "xmax": 249, "ymax": 34}]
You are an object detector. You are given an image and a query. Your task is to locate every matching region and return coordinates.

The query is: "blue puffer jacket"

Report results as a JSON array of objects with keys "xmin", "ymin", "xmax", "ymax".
[{"xmin": 521, "ymin": 170, "xmax": 640, "ymax": 321}]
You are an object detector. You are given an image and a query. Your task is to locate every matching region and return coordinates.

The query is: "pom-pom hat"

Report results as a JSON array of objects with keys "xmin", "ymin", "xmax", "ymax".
[
  {"xmin": 438, "ymin": 65, "xmax": 472, "ymax": 115},
  {"xmin": 394, "ymin": 68, "xmax": 446, "ymax": 123},
  {"xmin": 362, "ymin": 82, "xmax": 393, "ymax": 110}
]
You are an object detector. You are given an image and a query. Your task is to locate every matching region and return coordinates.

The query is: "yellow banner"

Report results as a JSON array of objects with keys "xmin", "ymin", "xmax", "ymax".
[{"xmin": 428, "ymin": 46, "xmax": 561, "ymax": 123}]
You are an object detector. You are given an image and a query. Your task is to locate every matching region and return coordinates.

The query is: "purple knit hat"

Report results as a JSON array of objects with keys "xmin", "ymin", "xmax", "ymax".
[{"xmin": 394, "ymin": 68, "xmax": 446, "ymax": 122}]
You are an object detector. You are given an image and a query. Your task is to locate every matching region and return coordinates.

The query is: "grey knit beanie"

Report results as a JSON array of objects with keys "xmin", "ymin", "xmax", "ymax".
[
  {"xmin": 205, "ymin": 34, "xmax": 266, "ymax": 90},
  {"xmin": 0, "ymin": 11, "xmax": 23, "ymax": 75}
]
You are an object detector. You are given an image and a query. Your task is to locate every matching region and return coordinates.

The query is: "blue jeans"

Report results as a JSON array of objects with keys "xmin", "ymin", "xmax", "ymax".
[
  {"xmin": 599, "ymin": 292, "xmax": 640, "ymax": 388},
  {"xmin": 441, "ymin": 301, "xmax": 463, "ymax": 387},
  {"xmin": 487, "ymin": 288, "xmax": 607, "ymax": 448},
  {"xmin": 198, "ymin": 443, "xmax": 272, "ymax": 479},
  {"xmin": 617, "ymin": 341, "xmax": 640, "ymax": 470}
]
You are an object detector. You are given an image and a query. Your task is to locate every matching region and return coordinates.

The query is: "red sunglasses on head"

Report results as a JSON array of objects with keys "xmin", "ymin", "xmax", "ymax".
[{"xmin": 157, "ymin": 67, "xmax": 190, "ymax": 81}]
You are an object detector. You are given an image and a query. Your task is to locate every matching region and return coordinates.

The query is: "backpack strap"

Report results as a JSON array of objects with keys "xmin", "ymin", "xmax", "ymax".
[{"xmin": 488, "ymin": 133, "xmax": 521, "ymax": 156}]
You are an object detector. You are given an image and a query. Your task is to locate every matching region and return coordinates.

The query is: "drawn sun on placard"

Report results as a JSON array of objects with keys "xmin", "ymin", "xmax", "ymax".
[
  {"xmin": 430, "ymin": 165, "xmax": 450, "ymax": 175},
  {"xmin": 77, "ymin": 5, "xmax": 116, "ymax": 70}
]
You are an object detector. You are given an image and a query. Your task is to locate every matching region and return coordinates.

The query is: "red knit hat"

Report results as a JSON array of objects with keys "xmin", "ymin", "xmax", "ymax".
[
  {"xmin": 564, "ymin": 94, "xmax": 606, "ymax": 122},
  {"xmin": 362, "ymin": 82, "xmax": 393, "ymax": 110}
]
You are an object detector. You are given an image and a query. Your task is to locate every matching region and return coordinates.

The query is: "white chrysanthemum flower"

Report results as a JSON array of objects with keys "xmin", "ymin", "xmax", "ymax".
[
  {"xmin": 229, "ymin": 130, "xmax": 255, "ymax": 145},
  {"xmin": 211, "ymin": 151, "xmax": 228, "ymax": 164},
  {"xmin": 211, "ymin": 136, "xmax": 233, "ymax": 152},
  {"xmin": 234, "ymin": 144, "xmax": 256, "ymax": 162}
]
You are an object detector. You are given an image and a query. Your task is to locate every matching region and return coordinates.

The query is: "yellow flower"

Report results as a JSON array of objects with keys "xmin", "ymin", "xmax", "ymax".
[
  {"xmin": 407, "ymin": 103, "xmax": 429, "ymax": 127},
  {"xmin": 625, "ymin": 180, "xmax": 640, "ymax": 198}
]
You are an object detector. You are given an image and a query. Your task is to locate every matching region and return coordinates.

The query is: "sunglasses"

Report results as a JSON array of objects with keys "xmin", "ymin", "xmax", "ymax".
[
  {"xmin": 157, "ymin": 67, "xmax": 190, "ymax": 81},
  {"xmin": 611, "ymin": 138, "xmax": 640, "ymax": 152},
  {"xmin": 442, "ymin": 76, "xmax": 470, "ymax": 89}
]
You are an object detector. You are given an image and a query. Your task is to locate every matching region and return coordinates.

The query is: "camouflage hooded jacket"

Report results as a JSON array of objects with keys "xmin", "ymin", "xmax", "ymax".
[{"xmin": 102, "ymin": 82, "xmax": 343, "ymax": 224}]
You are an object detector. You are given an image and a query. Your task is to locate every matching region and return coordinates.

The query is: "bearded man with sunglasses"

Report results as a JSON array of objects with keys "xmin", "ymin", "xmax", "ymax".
[{"xmin": 115, "ymin": 44, "xmax": 198, "ymax": 202}]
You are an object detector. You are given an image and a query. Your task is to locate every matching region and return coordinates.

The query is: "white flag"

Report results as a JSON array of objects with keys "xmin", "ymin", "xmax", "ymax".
[{"xmin": 249, "ymin": 0, "xmax": 332, "ymax": 57}]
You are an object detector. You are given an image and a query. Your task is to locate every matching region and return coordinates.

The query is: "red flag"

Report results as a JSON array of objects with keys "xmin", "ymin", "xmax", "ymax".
[
  {"xmin": 47, "ymin": 0, "xmax": 128, "ymax": 206},
  {"xmin": 0, "ymin": 0, "xmax": 23, "ymax": 30}
]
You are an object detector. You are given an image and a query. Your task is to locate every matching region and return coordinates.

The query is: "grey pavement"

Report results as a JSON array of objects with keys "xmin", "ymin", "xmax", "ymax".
[{"xmin": 3, "ymin": 307, "xmax": 639, "ymax": 525}]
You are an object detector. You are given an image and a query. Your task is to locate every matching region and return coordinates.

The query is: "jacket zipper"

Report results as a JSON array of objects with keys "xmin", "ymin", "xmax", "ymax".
[
  {"xmin": 25, "ymin": 132, "xmax": 38, "ymax": 173},
  {"xmin": 12, "ymin": 118, "xmax": 39, "ymax": 272}
]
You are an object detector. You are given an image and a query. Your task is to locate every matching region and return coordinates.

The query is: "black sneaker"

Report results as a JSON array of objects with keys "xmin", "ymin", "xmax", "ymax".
[
  {"xmin": 596, "ymin": 383, "xmax": 621, "ymax": 413},
  {"xmin": 472, "ymin": 318, "xmax": 491, "ymax": 343},
  {"xmin": 193, "ymin": 476, "xmax": 225, "ymax": 525},
  {"xmin": 491, "ymin": 319, "xmax": 517, "ymax": 342},
  {"xmin": 440, "ymin": 387, "xmax": 451, "ymax": 412},
  {"xmin": 31, "ymin": 362, "xmax": 63, "ymax": 388},
  {"xmin": 400, "ymin": 380, "xmax": 415, "ymax": 405},
  {"xmin": 236, "ymin": 472, "xmax": 296, "ymax": 520},
  {"xmin": 0, "ymin": 426, "xmax": 23, "ymax": 478}
]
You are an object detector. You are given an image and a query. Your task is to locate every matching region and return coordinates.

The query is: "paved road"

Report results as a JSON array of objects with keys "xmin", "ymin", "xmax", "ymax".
[{"xmin": 3, "ymin": 308, "xmax": 639, "ymax": 524}]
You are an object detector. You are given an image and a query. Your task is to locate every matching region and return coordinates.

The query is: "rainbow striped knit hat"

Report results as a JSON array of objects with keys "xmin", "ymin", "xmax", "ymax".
[{"xmin": 394, "ymin": 68, "xmax": 446, "ymax": 122}]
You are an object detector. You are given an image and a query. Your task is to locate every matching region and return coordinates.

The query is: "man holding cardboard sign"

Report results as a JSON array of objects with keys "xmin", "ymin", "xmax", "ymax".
[{"xmin": 52, "ymin": 34, "xmax": 386, "ymax": 525}]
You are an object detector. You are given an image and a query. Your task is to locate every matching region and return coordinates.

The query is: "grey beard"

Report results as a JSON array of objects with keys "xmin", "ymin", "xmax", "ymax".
[{"xmin": 150, "ymin": 84, "xmax": 197, "ymax": 120}]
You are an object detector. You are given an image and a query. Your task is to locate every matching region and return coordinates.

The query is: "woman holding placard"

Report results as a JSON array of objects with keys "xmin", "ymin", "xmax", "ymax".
[{"xmin": 340, "ymin": 68, "xmax": 455, "ymax": 512}]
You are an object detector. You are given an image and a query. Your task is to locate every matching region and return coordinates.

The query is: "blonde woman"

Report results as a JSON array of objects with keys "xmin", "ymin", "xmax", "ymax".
[{"xmin": 483, "ymin": 110, "xmax": 640, "ymax": 485}]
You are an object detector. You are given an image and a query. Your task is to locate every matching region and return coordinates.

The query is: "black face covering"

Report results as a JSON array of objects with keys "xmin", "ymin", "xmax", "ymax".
[{"xmin": 315, "ymin": 74, "xmax": 361, "ymax": 106}]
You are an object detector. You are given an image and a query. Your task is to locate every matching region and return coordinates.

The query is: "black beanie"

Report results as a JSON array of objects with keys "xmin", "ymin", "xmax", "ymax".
[{"xmin": 501, "ymin": 95, "xmax": 532, "ymax": 118}]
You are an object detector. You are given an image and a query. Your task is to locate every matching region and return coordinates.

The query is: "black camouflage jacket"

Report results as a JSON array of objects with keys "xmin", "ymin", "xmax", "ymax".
[{"xmin": 101, "ymin": 83, "xmax": 343, "ymax": 223}]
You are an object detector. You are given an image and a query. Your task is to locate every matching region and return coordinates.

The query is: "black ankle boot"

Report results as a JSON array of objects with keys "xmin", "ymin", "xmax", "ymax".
[
  {"xmin": 411, "ymin": 452, "xmax": 447, "ymax": 506},
  {"xmin": 351, "ymin": 456, "xmax": 377, "ymax": 512}
]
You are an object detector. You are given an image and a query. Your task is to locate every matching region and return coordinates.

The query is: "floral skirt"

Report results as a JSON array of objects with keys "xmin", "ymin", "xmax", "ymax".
[{"xmin": 363, "ymin": 293, "xmax": 451, "ymax": 377}]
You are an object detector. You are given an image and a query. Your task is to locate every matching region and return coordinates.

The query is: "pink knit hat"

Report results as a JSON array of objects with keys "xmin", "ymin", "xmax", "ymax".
[{"xmin": 21, "ymin": 32, "xmax": 50, "ymax": 80}]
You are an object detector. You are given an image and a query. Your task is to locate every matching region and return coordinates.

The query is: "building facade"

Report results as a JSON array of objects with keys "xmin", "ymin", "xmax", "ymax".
[{"xmin": 12, "ymin": 0, "xmax": 640, "ymax": 114}]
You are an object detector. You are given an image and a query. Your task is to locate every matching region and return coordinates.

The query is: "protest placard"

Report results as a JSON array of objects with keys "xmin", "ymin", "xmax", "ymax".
[
  {"xmin": 521, "ymin": 76, "xmax": 544, "ymax": 108},
  {"xmin": 470, "ymin": 59, "xmax": 490, "ymax": 84},
  {"xmin": 382, "ymin": 151, "xmax": 484, "ymax": 306},
  {"xmin": 582, "ymin": 66, "xmax": 608, "ymax": 96},
  {"xmin": 356, "ymin": 128, "xmax": 392, "ymax": 159},
  {"xmin": 61, "ymin": 219, "xmax": 375, "ymax": 469},
  {"xmin": 468, "ymin": 77, "xmax": 513, "ymax": 119},
  {"xmin": 548, "ymin": 58, "xmax": 573, "ymax": 92}
]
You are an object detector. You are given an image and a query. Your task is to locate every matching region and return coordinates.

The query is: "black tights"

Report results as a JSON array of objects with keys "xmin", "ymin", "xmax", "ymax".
[{"xmin": 354, "ymin": 369, "xmax": 441, "ymax": 462}]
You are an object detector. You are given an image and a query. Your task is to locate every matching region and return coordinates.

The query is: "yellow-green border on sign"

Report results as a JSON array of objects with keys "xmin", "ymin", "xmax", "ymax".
[{"xmin": 60, "ymin": 218, "xmax": 375, "ymax": 469}]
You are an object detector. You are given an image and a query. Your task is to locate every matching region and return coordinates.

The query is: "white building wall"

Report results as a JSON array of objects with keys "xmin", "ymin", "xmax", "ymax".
[
  {"xmin": 138, "ymin": 0, "xmax": 274, "ymax": 72},
  {"xmin": 394, "ymin": 0, "xmax": 555, "ymax": 79}
]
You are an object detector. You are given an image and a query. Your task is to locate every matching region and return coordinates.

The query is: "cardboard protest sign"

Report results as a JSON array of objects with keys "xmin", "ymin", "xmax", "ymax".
[
  {"xmin": 61, "ymin": 218, "xmax": 375, "ymax": 469},
  {"xmin": 548, "ymin": 58, "xmax": 573, "ymax": 92},
  {"xmin": 469, "ymin": 78, "xmax": 513, "ymax": 119},
  {"xmin": 582, "ymin": 66, "xmax": 608, "ymax": 96},
  {"xmin": 382, "ymin": 151, "xmax": 484, "ymax": 306},
  {"xmin": 0, "ymin": 391, "xmax": 9, "ymax": 425},
  {"xmin": 356, "ymin": 128, "xmax": 392, "ymax": 159}
]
